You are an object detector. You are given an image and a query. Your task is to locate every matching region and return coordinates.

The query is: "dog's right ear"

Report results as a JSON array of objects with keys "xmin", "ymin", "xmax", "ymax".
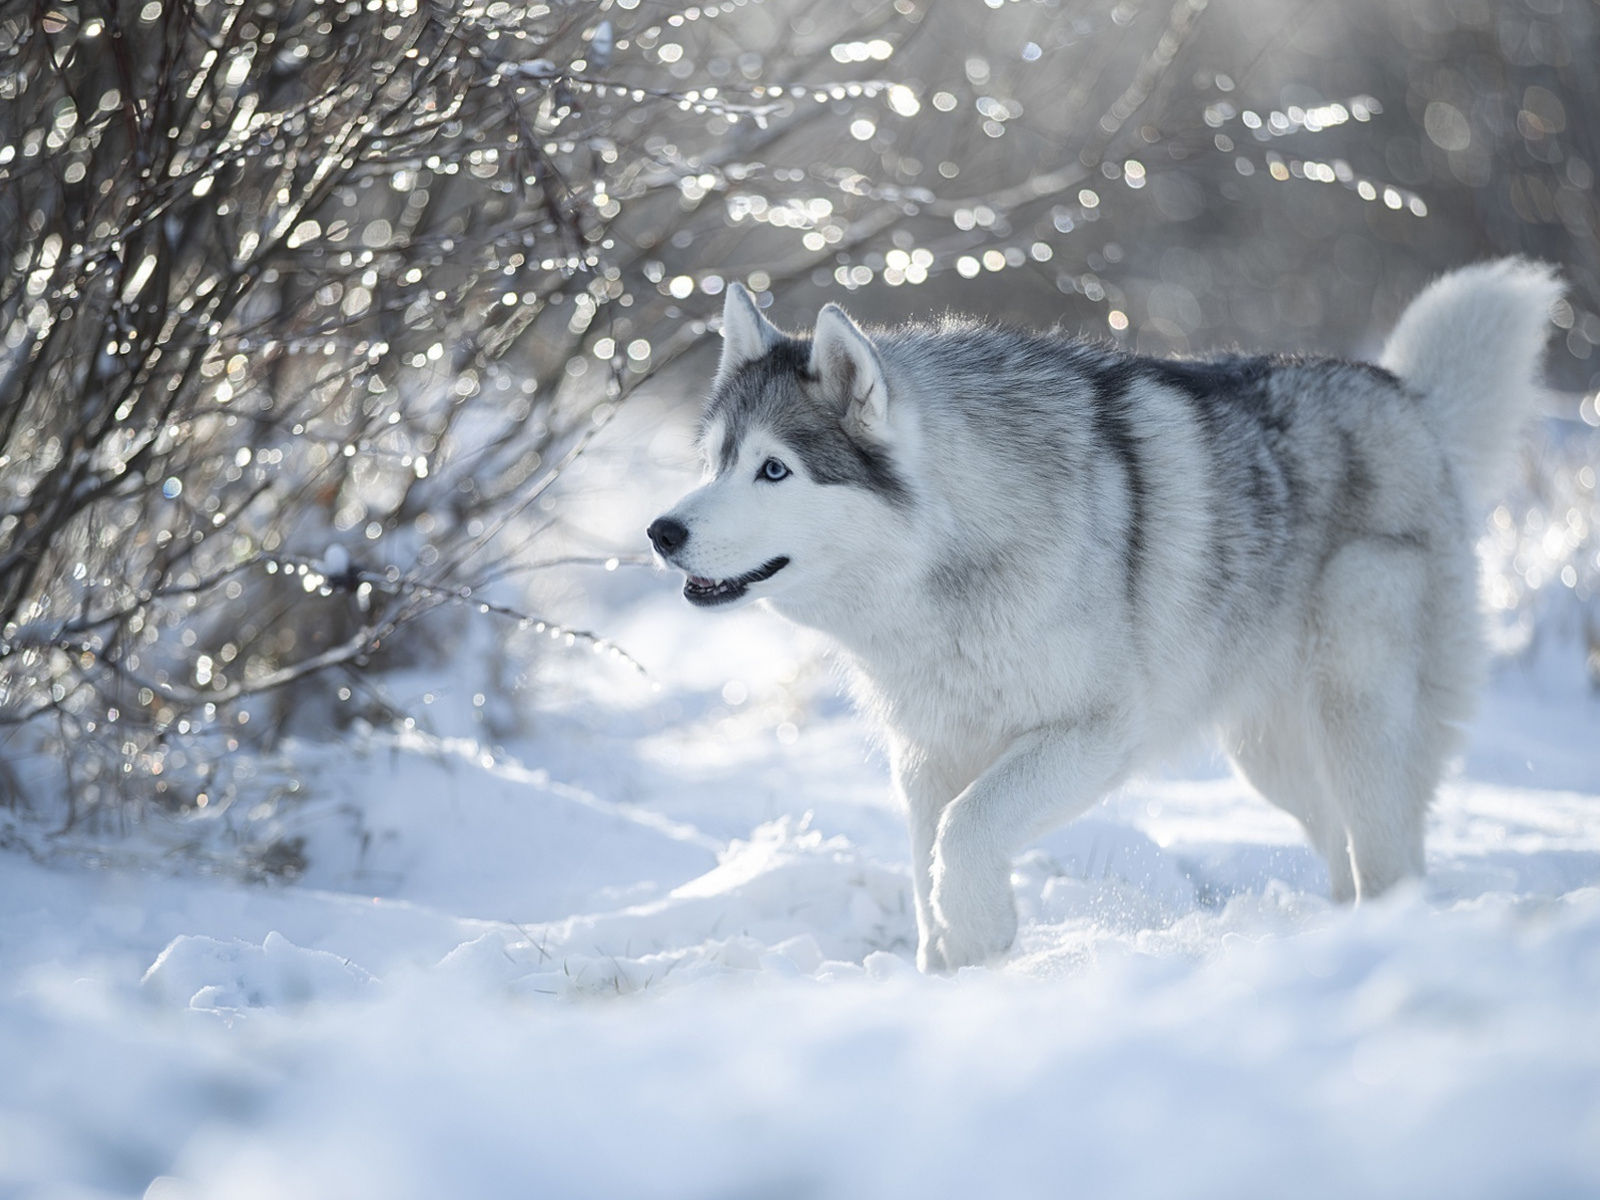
[
  {"xmin": 716, "ymin": 282, "xmax": 780, "ymax": 382},
  {"xmin": 810, "ymin": 303, "xmax": 889, "ymax": 441}
]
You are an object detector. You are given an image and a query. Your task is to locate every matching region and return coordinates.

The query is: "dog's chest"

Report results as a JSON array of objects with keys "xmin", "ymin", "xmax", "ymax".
[{"xmin": 848, "ymin": 619, "xmax": 1105, "ymax": 752}]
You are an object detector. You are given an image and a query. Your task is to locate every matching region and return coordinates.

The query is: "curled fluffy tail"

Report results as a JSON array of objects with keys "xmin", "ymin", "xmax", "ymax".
[{"xmin": 1379, "ymin": 258, "xmax": 1561, "ymax": 513}]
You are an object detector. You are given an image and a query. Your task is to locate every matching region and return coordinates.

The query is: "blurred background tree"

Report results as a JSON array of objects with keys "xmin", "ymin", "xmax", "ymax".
[{"xmin": 1, "ymin": 0, "xmax": 1595, "ymax": 862}]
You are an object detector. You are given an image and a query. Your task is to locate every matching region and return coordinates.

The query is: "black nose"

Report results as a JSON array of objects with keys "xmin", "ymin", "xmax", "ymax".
[{"xmin": 647, "ymin": 516, "xmax": 689, "ymax": 556}]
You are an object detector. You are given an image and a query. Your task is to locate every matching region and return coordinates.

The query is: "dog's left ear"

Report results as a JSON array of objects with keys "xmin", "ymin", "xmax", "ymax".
[
  {"xmin": 716, "ymin": 282, "xmax": 781, "ymax": 383},
  {"xmin": 811, "ymin": 304, "xmax": 889, "ymax": 439}
]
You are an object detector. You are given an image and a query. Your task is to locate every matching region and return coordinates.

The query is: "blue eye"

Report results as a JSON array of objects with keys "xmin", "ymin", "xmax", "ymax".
[{"xmin": 760, "ymin": 457, "xmax": 790, "ymax": 482}]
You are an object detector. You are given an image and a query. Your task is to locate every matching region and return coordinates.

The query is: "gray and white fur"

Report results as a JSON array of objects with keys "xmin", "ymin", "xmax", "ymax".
[{"xmin": 648, "ymin": 260, "xmax": 1560, "ymax": 973}]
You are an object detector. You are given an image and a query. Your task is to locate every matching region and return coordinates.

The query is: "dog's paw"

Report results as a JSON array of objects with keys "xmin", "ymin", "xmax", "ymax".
[
  {"xmin": 927, "ymin": 858, "xmax": 1017, "ymax": 972},
  {"xmin": 926, "ymin": 922, "xmax": 1014, "ymax": 973}
]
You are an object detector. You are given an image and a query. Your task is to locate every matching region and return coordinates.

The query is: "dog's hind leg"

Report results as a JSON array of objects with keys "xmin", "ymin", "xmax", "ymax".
[
  {"xmin": 1303, "ymin": 540, "xmax": 1440, "ymax": 900},
  {"xmin": 1228, "ymin": 707, "xmax": 1357, "ymax": 903}
]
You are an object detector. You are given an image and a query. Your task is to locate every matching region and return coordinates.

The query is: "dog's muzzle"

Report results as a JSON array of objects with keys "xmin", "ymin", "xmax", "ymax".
[{"xmin": 648, "ymin": 516, "xmax": 788, "ymax": 606}]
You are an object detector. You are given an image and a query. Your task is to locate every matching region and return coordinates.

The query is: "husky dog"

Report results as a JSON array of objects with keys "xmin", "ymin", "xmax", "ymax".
[{"xmin": 648, "ymin": 261, "xmax": 1559, "ymax": 972}]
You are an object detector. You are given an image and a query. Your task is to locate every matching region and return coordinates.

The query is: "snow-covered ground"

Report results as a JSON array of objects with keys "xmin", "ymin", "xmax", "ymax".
[{"xmin": 3, "ymin": 400, "xmax": 1599, "ymax": 1199}]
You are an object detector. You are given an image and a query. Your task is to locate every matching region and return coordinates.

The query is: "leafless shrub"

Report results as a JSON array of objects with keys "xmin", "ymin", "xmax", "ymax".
[{"xmin": 0, "ymin": 0, "xmax": 916, "ymax": 846}]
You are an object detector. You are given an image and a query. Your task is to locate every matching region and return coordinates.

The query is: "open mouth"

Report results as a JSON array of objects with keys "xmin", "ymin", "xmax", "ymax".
[{"xmin": 684, "ymin": 556, "xmax": 790, "ymax": 607}]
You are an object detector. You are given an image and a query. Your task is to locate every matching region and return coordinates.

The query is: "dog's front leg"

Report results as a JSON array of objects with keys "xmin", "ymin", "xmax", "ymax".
[
  {"xmin": 928, "ymin": 717, "xmax": 1132, "ymax": 972},
  {"xmin": 893, "ymin": 746, "xmax": 959, "ymax": 973}
]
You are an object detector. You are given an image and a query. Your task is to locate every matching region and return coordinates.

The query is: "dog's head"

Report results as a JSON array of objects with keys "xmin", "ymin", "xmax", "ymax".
[{"xmin": 648, "ymin": 284, "xmax": 910, "ymax": 615}]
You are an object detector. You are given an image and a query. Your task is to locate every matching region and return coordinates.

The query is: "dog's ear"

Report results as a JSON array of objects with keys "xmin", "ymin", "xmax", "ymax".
[
  {"xmin": 717, "ymin": 282, "xmax": 780, "ymax": 381},
  {"xmin": 811, "ymin": 303, "xmax": 889, "ymax": 438}
]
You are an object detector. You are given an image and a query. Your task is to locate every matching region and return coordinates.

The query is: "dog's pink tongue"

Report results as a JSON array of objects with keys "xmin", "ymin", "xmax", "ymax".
[{"xmin": 688, "ymin": 575, "xmax": 714, "ymax": 587}]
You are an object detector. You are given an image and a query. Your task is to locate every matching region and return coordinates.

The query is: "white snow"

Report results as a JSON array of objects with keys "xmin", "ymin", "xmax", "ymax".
[{"xmin": 2, "ymin": 406, "xmax": 1598, "ymax": 1198}]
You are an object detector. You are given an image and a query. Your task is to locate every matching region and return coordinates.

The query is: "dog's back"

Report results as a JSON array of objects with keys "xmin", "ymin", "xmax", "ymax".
[{"xmin": 871, "ymin": 262, "xmax": 1555, "ymax": 735}]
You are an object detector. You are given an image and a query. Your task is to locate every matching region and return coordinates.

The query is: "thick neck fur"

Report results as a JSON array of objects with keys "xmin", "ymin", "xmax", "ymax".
[{"xmin": 762, "ymin": 386, "xmax": 1116, "ymax": 753}]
